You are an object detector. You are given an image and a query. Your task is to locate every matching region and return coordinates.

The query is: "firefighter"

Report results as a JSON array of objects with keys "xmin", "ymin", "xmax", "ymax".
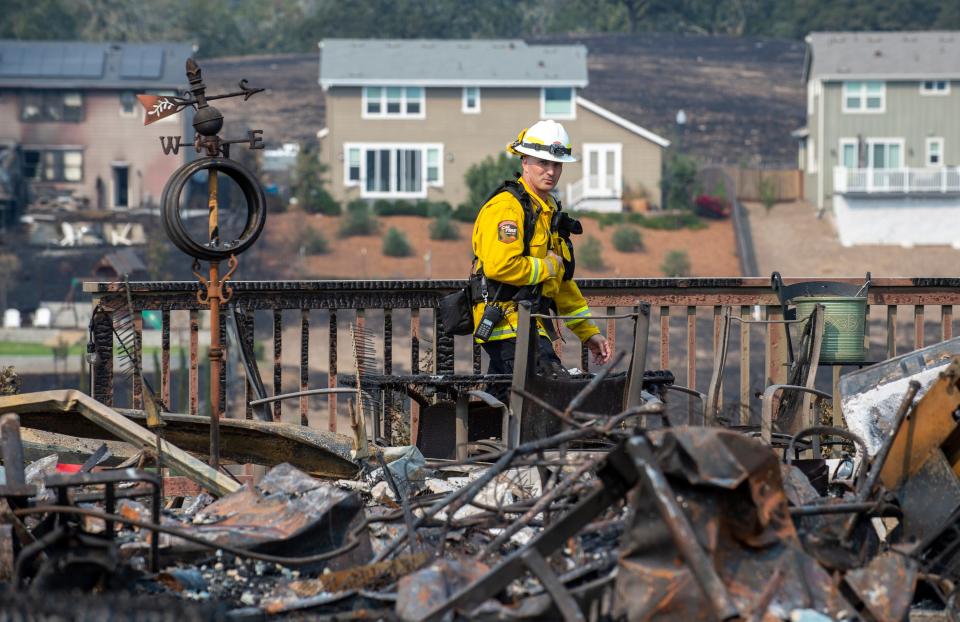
[{"xmin": 470, "ymin": 120, "xmax": 611, "ymax": 387}]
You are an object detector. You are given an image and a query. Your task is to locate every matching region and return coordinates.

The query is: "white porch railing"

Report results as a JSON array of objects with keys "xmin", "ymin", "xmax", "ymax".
[
  {"xmin": 834, "ymin": 166, "xmax": 960, "ymax": 194},
  {"xmin": 565, "ymin": 174, "xmax": 621, "ymax": 208}
]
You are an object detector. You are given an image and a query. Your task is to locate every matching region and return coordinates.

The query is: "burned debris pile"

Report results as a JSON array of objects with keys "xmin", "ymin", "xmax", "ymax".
[{"xmin": 1, "ymin": 333, "xmax": 959, "ymax": 621}]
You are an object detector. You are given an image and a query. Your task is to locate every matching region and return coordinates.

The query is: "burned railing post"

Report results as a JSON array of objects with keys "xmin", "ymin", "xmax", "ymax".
[
  {"xmin": 623, "ymin": 302, "xmax": 651, "ymax": 410},
  {"xmin": 147, "ymin": 58, "xmax": 266, "ymax": 469},
  {"xmin": 90, "ymin": 305, "xmax": 114, "ymax": 406}
]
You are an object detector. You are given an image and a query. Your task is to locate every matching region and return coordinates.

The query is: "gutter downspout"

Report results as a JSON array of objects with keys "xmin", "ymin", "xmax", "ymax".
[{"xmin": 817, "ymin": 79, "xmax": 825, "ymax": 216}]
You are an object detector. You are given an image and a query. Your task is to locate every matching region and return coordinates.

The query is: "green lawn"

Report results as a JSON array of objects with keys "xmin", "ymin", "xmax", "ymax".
[{"xmin": 0, "ymin": 342, "xmax": 188, "ymax": 357}]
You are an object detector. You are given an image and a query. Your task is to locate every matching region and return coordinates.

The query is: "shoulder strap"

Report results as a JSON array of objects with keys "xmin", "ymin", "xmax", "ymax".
[{"xmin": 481, "ymin": 180, "xmax": 538, "ymax": 256}]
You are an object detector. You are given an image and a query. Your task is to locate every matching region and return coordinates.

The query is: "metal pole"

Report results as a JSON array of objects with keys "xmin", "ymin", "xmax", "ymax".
[{"xmin": 207, "ymin": 170, "xmax": 221, "ymax": 470}]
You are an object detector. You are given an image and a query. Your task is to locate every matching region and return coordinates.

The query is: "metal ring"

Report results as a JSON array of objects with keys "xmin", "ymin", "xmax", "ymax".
[{"xmin": 160, "ymin": 157, "xmax": 266, "ymax": 261}]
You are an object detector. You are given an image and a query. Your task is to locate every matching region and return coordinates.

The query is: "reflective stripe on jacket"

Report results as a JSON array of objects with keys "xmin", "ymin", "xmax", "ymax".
[{"xmin": 471, "ymin": 177, "xmax": 600, "ymax": 343}]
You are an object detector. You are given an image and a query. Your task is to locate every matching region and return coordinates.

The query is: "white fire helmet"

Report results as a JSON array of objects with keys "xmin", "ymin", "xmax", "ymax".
[{"xmin": 506, "ymin": 120, "xmax": 577, "ymax": 163}]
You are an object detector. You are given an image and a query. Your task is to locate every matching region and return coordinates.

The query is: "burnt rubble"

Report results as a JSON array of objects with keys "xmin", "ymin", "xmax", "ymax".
[{"xmin": 0, "ymin": 333, "xmax": 959, "ymax": 622}]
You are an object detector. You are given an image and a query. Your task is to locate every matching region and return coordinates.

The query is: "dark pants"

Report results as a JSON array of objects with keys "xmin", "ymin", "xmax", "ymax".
[{"xmin": 481, "ymin": 336, "xmax": 563, "ymax": 402}]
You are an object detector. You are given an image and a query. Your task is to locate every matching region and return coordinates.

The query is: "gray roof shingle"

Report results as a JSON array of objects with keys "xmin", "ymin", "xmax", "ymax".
[
  {"xmin": 319, "ymin": 39, "xmax": 587, "ymax": 88},
  {"xmin": 0, "ymin": 40, "xmax": 196, "ymax": 89},
  {"xmin": 804, "ymin": 31, "xmax": 960, "ymax": 81}
]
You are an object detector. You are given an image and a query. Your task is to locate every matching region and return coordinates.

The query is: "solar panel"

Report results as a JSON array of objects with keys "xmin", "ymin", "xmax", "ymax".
[
  {"xmin": 39, "ymin": 47, "xmax": 62, "ymax": 76},
  {"xmin": 120, "ymin": 47, "xmax": 163, "ymax": 79},
  {"xmin": 0, "ymin": 46, "xmax": 25, "ymax": 76},
  {"xmin": 78, "ymin": 47, "xmax": 105, "ymax": 78}
]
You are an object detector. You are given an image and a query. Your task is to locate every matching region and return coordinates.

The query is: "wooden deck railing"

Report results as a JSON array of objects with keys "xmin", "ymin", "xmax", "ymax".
[{"xmin": 83, "ymin": 277, "xmax": 960, "ymax": 434}]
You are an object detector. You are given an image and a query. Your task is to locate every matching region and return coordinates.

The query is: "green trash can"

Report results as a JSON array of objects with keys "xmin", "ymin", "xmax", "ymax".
[{"xmin": 794, "ymin": 296, "xmax": 867, "ymax": 363}]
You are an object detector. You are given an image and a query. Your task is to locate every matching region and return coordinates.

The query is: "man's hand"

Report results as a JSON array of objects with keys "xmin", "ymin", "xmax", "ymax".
[
  {"xmin": 544, "ymin": 250, "xmax": 561, "ymax": 278},
  {"xmin": 586, "ymin": 333, "xmax": 611, "ymax": 365}
]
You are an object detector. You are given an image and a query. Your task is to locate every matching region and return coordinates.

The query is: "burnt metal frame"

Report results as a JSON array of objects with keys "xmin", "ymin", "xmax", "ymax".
[
  {"xmin": 508, "ymin": 301, "xmax": 652, "ymax": 448},
  {"xmin": 34, "ymin": 468, "xmax": 161, "ymax": 573},
  {"xmin": 83, "ymin": 277, "xmax": 960, "ymax": 435}
]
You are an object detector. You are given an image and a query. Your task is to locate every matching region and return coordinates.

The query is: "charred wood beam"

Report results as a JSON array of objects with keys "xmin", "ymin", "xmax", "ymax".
[{"xmin": 1, "ymin": 394, "xmax": 358, "ymax": 480}]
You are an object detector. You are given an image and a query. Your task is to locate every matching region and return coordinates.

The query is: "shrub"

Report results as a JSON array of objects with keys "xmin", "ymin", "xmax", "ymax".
[
  {"xmin": 451, "ymin": 203, "xmax": 481, "ymax": 223},
  {"xmin": 569, "ymin": 210, "xmax": 706, "ymax": 231},
  {"xmin": 425, "ymin": 201, "xmax": 452, "ymax": 218},
  {"xmin": 694, "ymin": 194, "xmax": 731, "ymax": 219},
  {"xmin": 579, "ymin": 235, "xmax": 605, "ymax": 270},
  {"xmin": 661, "ymin": 250, "xmax": 691, "ymax": 277},
  {"xmin": 302, "ymin": 227, "xmax": 329, "ymax": 255},
  {"xmin": 373, "ymin": 200, "xmax": 431, "ymax": 217},
  {"xmin": 338, "ymin": 200, "xmax": 378, "ymax": 238},
  {"xmin": 382, "ymin": 227, "xmax": 413, "ymax": 257},
  {"xmin": 758, "ymin": 175, "xmax": 777, "ymax": 214},
  {"xmin": 429, "ymin": 214, "xmax": 460, "ymax": 241},
  {"xmin": 611, "ymin": 225, "xmax": 644, "ymax": 252}
]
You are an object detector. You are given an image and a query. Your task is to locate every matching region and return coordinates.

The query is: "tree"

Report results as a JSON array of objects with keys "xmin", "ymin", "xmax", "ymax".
[
  {"xmin": 662, "ymin": 154, "xmax": 699, "ymax": 211},
  {"xmin": 464, "ymin": 153, "xmax": 520, "ymax": 215},
  {"xmin": 293, "ymin": 144, "xmax": 340, "ymax": 215},
  {"xmin": 0, "ymin": 253, "xmax": 21, "ymax": 312}
]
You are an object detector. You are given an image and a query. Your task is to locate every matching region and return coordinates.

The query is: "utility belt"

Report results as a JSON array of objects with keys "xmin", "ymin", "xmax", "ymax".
[
  {"xmin": 469, "ymin": 272, "xmax": 560, "ymax": 342},
  {"xmin": 468, "ymin": 272, "xmax": 541, "ymax": 305}
]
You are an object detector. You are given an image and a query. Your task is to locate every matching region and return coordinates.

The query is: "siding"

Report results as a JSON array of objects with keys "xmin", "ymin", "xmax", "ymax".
[
  {"xmin": 0, "ymin": 89, "xmax": 187, "ymax": 209},
  {"xmin": 809, "ymin": 79, "xmax": 960, "ymax": 207},
  {"xmin": 321, "ymin": 86, "xmax": 662, "ymax": 208}
]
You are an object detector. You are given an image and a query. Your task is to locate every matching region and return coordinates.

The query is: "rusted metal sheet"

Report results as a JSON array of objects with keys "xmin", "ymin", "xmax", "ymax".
[
  {"xmin": 169, "ymin": 464, "xmax": 364, "ymax": 561},
  {"xmin": 396, "ymin": 558, "xmax": 491, "ymax": 622},
  {"xmin": 844, "ymin": 552, "xmax": 919, "ymax": 622},
  {"xmin": 614, "ymin": 428, "xmax": 845, "ymax": 622}
]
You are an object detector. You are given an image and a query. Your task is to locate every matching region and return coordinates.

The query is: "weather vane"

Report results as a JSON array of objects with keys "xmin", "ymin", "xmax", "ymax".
[{"xmin": 144, "ymin": 58, "xmax": 267, "ymax": 470}]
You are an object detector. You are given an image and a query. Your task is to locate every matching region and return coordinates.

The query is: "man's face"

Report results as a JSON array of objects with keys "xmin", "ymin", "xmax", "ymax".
[{"xmin": 521, "ymin": 156, "xmax": 563, "ymax": 194}]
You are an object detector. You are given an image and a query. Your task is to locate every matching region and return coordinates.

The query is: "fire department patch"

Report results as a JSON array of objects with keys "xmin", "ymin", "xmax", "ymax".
[{"xmin": 498, "ymin": 220, "xmax": 519, "ymax": 243}]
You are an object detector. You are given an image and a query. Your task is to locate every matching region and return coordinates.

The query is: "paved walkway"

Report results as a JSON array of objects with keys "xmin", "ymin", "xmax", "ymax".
[{"xmin": 745, "ymin": 200, "xmax": 960, "ymax": 277}]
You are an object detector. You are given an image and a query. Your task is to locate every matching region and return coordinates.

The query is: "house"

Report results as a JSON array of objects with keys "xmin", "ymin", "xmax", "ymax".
[
  {"xmin": 797, "ymin": 31, "xmax": 960, "ymax": 247},
  {"xmin": 318, "ymin": 39, "xmax": 668, "ymax": 213},
  {"xmin": 0, "ymin": 40, "xmax": 195, "ymax": 218}
]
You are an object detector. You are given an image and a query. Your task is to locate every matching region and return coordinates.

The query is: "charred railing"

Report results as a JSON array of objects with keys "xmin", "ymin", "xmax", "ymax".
[{"xmin": 83, "ymin": 277, "xmax": 960, "ymax": 432}]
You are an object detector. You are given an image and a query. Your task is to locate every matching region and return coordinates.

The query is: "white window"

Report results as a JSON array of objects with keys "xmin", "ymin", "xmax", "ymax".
[
  {"xmin": 926, "ymin": 138, "xmax": 944, "ymax": 167},
  {"xmin": 345, "ymin": 147, "xmax": 361, "ymax": 185},
  {"xmin": 462, "ymin": 87, "xmax": 480, "ymax": 114},
  {"xmin": 541, "ymin": 87, "xmax": 575, "ymax": 119},
  {"xmin": 344, "ymin": 143, "xmax": 443, "ymax": 198},
  {"xmin": 867, "ymin": 139, "xmax": 904, "ymax": 169},
  {"xmin": 426, "ymin": 147, "xmax": 441, "ymax": 185},
  {"xmin": 920, "ymin": 80, "xmax": 950, "ymax": 95},
  {"xmin": 839, "ymin": 138, "xmax": 858, "ymax": 168},
  {"xmin": 362, "ymin": 86, "xmax": 425, "ymax": 119},
  {"xmin": 842, "ymin": 81, "xmax": 885, "ymax": 113},
  {"xmin": 119, "ymin": 91, "xmax": 137, "ymax": 117}
]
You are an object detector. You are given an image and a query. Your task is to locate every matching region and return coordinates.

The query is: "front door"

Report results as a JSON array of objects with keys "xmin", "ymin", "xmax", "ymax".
[
  {"xmin": 112, "ymin": 165, "xmax": 129, "ymax": 208},
  {"xmin": 582, "ymin": 143, "xmax": 622, "ymax": 198}
]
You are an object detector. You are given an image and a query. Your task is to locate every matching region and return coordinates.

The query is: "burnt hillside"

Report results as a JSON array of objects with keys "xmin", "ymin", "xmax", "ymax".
[
  {"xmin": 206, "ymin": 33, "xmax": 805, "ymax": 164},
  {"xmin": 540, "ymin": 33, "xmax": 806, "ymax": 165}
]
